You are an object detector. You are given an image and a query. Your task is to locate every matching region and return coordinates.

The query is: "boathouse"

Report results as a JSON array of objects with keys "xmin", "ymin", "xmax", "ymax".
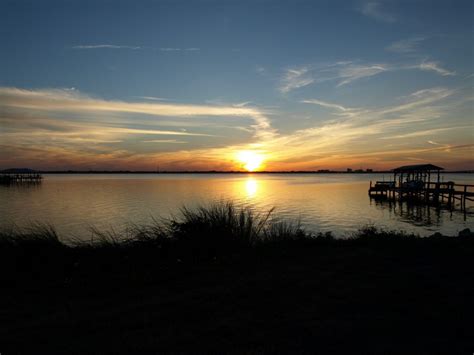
[
  {"xmin": 369, "ymin": 164, "xmax": 473, "ymax": 211},
  {"xmin": 0, "ymin": 169, "xmax": 42, "ymax": 184},
  {"xmin": 393, "ymin": 164, "xmax": 443, "ymax": 190}
]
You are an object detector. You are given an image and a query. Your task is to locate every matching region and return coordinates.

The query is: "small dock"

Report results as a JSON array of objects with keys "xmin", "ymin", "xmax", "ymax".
[
  {"xmin": 369, "ymin": 164, "xmax": 473, "ymax": 211},
  {"xmin": 0, "ymin": 172, "xmax": 43, "ymax": 184}
]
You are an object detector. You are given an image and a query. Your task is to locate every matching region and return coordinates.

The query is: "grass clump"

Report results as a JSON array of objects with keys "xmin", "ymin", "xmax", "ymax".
[
  {"xmin": 0, "ymin": 223, "xmax": 63, "ymax": 249},
  {"xmin": 171, "ymin": 202, "xmax": 272, "ymax": 246},
  {"xmin": 352, "ymin": 225, "xmax": 419, "ymax": 241}
]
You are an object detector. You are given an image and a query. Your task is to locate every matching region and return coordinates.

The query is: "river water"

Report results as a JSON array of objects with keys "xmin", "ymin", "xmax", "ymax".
[{"xmin": 1, "ymin": 173, "xmax": 472, "ymax": 240}]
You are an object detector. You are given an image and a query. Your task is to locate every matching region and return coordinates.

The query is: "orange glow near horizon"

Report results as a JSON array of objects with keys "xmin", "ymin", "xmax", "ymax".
[{"xmin": 236, "ymin": 150, "xmax": 265, "ymax": 172}]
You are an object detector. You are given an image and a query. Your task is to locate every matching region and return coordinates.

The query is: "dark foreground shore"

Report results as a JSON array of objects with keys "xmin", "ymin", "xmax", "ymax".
[{"xmin": 1, "ymin": 204, "xmax": 473, "ymax": 354}]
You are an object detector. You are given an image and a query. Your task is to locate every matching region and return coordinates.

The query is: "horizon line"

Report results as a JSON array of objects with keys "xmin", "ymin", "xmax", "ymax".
[{"xmin": 2, "ymin": 169, "xmax": 473, "ymax": 174}]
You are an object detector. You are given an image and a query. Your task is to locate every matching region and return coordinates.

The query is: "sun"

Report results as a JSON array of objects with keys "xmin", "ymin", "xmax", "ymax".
[{"xmin": 236, "ymin": 150, "xmax": 265, "ymax": 172}]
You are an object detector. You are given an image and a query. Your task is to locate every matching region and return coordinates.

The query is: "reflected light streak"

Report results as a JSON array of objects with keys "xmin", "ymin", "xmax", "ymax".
[{"xmin": 245, "ymin": 177, "xmax": 258, "ymax": 198}]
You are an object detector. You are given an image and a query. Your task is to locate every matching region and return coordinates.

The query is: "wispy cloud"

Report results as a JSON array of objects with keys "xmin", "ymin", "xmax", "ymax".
[
  {"xmin": 279, "ymin": 58, "xmax": 456, "ymax": 93},
  {"xmin": 0, "ymin": 85, "xmax": 471, "ymax": 170},
  {"xmin": 301, "ymin": 99, "xmax": 352, "ymax": 112},
  {"xmin": 279, "ymin": 66, "xmax": 314, "ymax": 93},
  {"xmin": 159, "ymin": 47, "xmax": 200, "ymax": 52},
  {"xmin": 0, "ymin": 87, "xmax": 279, "ymax": 170},
  {"xmin": 106, "ymin": 128, "xmax": 211, "ymax": 136},
  {"xmin": 255, "ymin": 86, "xmax": 464, "ymax": 169},
  {"xmin": 360, "ymin": 1, "xmax": 396, "ymax": 23},
  {"xmin": 0, "ymin": 87, "xmax": 275, "ymax": 140},
  {"xmin": 380, "ymin": 126, "xmax": 470, "ymax": 140},
  {"xmin": 233, "ymin": 101, "xmax": 253, "ymax": 108},
  {"xmin": 379, "ymin": 87, "xmax": 455, "ymax": 115},
  {"xmin": 135, "ymin": 96, "xmax": 171, "ymax": 101},
  {"xmin": 301, "ymin": 98, "xmax": 364, "ymax": 118},
  {"xmin": 169, "ymin": 86, "xmax": 462, "ymax": 171},
  {"xmin": 336, "ymin": 63, "xmax": 388, "ymax": 86},
  {"xmin": 143, "ymin": 139, "xmax": 187, "ymax": 144},
  {"xmin": 72, "ymin": 44, "xmax": 141, "ymax": 50},
  {"xmin": 279, "ymin": 62, "xmax": 390, "ymax": 92},
  {"xmin": 386, "ymin": 36, "xmax": 426, "ymax": 53},
  {"xmin": 416, "ymin": 60, "xmax": 456, "ymax": 76}
]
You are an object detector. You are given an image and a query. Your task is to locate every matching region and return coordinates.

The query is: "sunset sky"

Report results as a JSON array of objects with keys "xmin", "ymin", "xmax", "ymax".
[{"xmin": 0, "ymin": 0, "xmax": 473, "ymax": 171}]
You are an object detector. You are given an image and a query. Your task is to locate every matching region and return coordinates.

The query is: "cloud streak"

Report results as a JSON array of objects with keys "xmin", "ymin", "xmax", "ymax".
[
  {"xmin": 134, "ymin": 96, "xmax": 171, "ymax": 101},
  {"xmin": 159, "ymin": 48, "xmax": 200, "ymax": 52},
  {"xmin": 336, "ymin": 63, "xmax": 388, "ymax": 86},
  {"xmin": 72, "ymin": 44, "xmax": 141, "ymax": 50},
  {"xmin": 417, "ymin": 61, "xmax": 456, "ymax": 76},
  {"xmin": 175, "ymin": 86, "xmax": 471, "ymax": 171},
  {"xmin": 279, "ymin": 58, "xmax": 456, "ymax": 92},
  {"xmin": 143, "ymin": 139, "xmax": 187, "ymax": 144},
  {"xmin": 0, "ymin": 87, "xmax": 280, "ymax": 170},
  {"xmin": 380, "ymin": 126, "xmax": 470, "ymax": 140},
  {"xmin": 0, "ymin": 85, "xmax": 471, "ymax": 171},
  {"xmin": 279, "ymin": 62, "xmax": 389, "ymax": 92},
  {"xmin": 257, "ymin": 86, "xmax": 469, "ymax": 168},
  {"xmin": 301, "ymin": 99, "xmax": 353, "ymax": 112},
  {"xmin": 0, "ymin": 87, "xmax": 275, "ymax": 140},
  {"xmin": 386, "ymin": 37, "xmax": 426, "ymax": 53},
  {"xmin": 279, "ymin": 67, "xmax": 314, "ymax": 93}
]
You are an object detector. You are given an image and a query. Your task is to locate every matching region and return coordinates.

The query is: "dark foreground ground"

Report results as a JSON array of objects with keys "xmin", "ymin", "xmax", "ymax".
[{"xmin": 1, "ymin": 233, "xmax": 473, "ymax": 355}]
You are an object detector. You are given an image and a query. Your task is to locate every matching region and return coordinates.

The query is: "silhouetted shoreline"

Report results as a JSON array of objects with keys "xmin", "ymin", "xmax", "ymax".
[
  {"xmin": 1, "ymin": 203, "xmax": 473, "ymax": 354},
  {"xmin": 2, "ymin": 169, "xmax": 473, "ymax": 174}
]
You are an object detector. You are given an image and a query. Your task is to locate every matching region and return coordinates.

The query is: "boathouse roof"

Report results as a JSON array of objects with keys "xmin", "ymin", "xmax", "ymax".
[{"xmin": 393, "ymin": 164, "xmax": 444, "ymax": 173}]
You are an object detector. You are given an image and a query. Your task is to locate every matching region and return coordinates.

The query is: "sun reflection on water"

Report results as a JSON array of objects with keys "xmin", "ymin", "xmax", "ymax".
[{"xmin": 244, "ymin": 177, "xmax": 258, "ymax": 198}]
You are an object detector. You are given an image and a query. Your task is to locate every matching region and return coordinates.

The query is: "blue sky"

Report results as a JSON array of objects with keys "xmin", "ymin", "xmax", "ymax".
[{"xmin": 0, "ymin": 0, "xmax": 473, "ymax": 170}]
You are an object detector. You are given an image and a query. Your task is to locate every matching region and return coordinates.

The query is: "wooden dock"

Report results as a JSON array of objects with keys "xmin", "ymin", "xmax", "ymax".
[
  {"xmin": 0, "ymin": 172, "xmax": 43, "ymax": 184},
  {"xmin": 369, "ymin": 181, "xmax": 474, "ymax": 211},
  {"xmin": 368, "ymin": 164, "xmax": 473, "ymax": 212}
]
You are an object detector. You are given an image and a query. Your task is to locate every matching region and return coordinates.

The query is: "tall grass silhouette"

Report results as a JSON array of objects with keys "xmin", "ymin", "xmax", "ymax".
[{"xmin": 1, "ymin": 201, "xmax": 471, "ymax": 260}]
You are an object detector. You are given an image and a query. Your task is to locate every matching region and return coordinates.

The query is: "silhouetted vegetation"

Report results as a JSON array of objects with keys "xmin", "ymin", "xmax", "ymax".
[{"xmin": 1, "ymin": 202, "xmax": 473, "ymax": 354}]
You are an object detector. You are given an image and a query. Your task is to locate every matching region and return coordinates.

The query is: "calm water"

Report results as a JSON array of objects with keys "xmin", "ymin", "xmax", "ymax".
[{"xmin": 1, "ymin": 173, "xmax": 473, "ymax": 240}]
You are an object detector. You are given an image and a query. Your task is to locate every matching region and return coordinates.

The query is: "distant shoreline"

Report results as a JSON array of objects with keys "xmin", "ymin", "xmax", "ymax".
[{"xmin": 9, "ymin": 170, "xmax": 474, "ymax": 174}]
